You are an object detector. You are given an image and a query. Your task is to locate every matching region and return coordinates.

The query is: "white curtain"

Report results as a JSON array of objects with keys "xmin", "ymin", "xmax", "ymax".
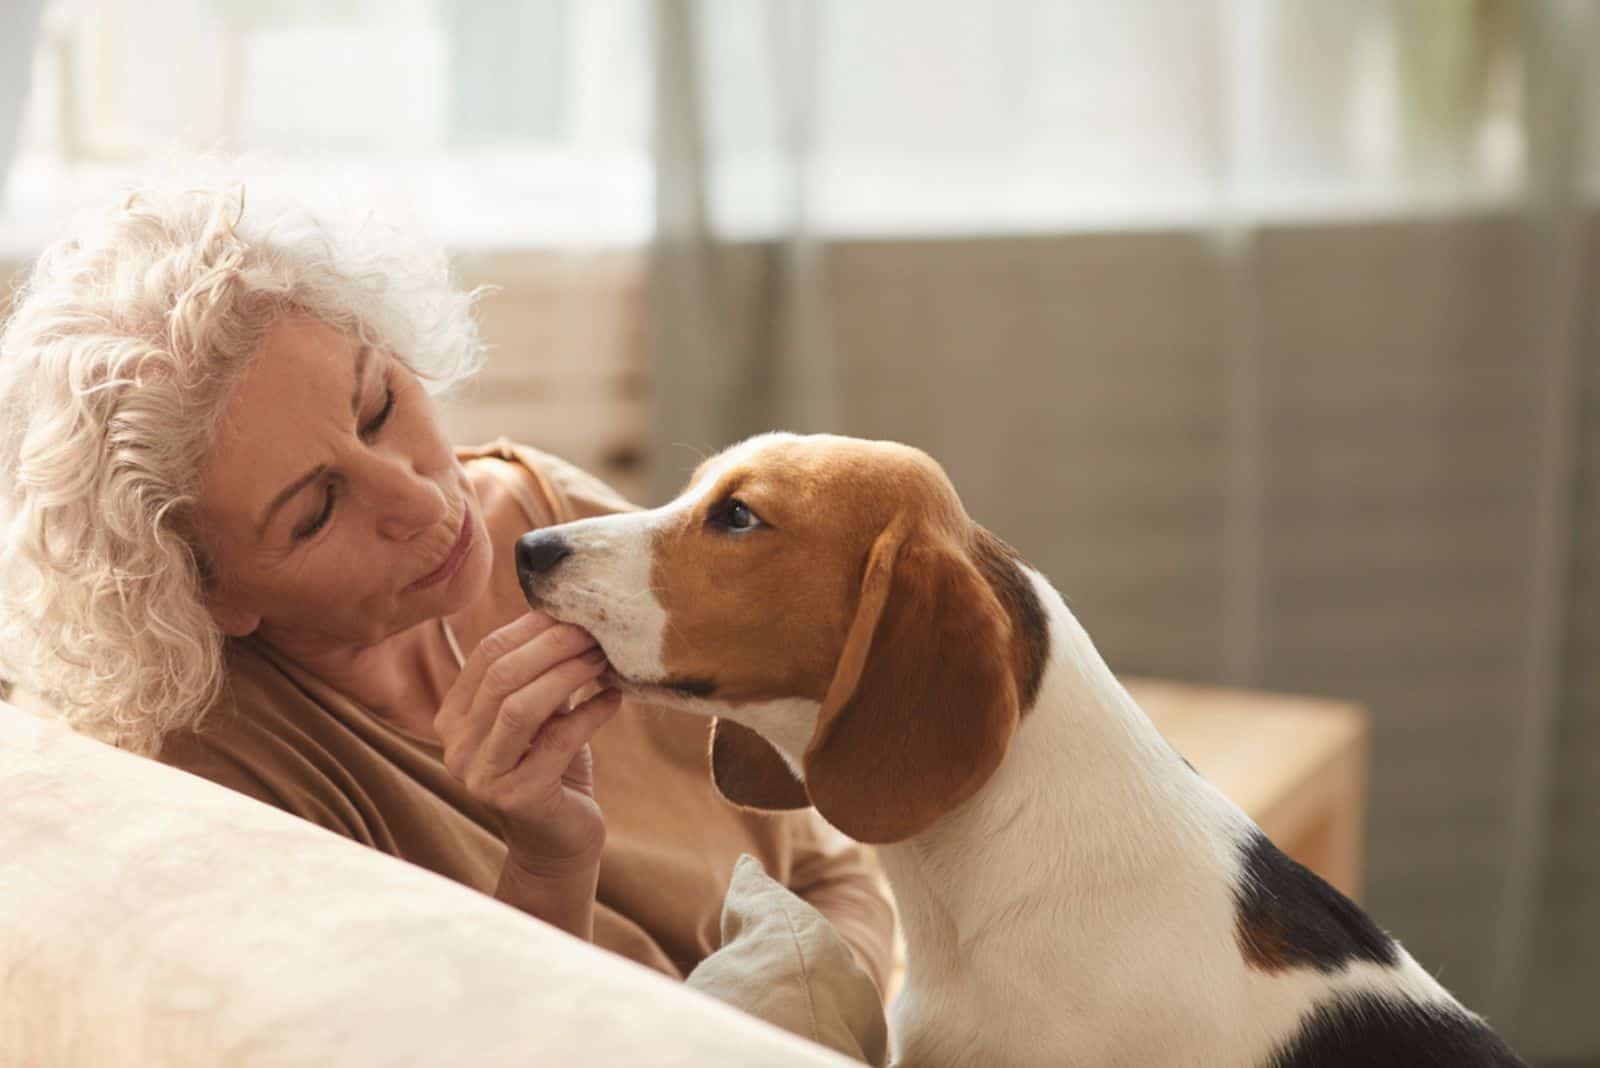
[
  {"xmin": 0, "ymin": 0, "xmax": 46, "ymax": 203},
  {"xmin": 651, "ymin": 1, "xmax": 1598, "ymax": 1059}
]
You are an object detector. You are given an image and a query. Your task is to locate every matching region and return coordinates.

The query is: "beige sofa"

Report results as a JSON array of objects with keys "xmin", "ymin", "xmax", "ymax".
[{"xmin": 0, "ymin": 699, "xmax": 857, "ymax": 1067}]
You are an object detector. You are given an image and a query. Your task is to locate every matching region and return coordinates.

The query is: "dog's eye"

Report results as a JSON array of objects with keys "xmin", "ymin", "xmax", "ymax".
[{"xmin": 709, "ymin": 497, "xmax": 763, "ymax": 532}]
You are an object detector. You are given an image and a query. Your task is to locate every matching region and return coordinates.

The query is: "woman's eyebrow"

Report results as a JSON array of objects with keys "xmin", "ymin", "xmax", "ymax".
[
  {"xmin": 256, "ymin": 464, "xmax": 328, "ymax": 541},
  {"xmin": 349, "ymin": 344, "xmax": 371, "ymax": 415}
]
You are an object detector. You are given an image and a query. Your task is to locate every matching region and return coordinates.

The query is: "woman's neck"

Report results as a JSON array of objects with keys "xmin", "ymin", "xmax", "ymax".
[{"xmin": 252, "ymin": 618, "xmax": 460, "ymax": 739}]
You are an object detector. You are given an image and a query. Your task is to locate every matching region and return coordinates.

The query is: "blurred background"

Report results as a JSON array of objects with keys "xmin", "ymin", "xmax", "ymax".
[{"xmin": 1, "ymin": 0, "xmax": 1595, "ymax": 1062}]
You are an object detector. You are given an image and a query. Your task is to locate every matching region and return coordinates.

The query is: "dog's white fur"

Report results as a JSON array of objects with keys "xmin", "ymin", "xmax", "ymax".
[
  {"xmin": 857, "ymin": 568, "xmax": 1457, "ymax": 1066},
  {"xmin": 528, "ymin": 432, "xmax": 1474, "ymax": 1068}
]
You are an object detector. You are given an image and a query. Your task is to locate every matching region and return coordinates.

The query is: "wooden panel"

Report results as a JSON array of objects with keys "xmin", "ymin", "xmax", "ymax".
[
  {"xmin": 1245, "ymin": 216, "xmax": 1544, "ymax": 1008},
  {"xmin": 445, "ymin": 249, "xmax": 652, "ymax": 503},
  {"xmin": 1522, "ymin": 211, "xmax": 1600, "ymax": 1058}
]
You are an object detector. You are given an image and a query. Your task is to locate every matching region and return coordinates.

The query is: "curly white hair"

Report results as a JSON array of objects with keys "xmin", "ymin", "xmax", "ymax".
[{"xmin": 0, "ymin": 176, "xmax": 486, "ymax": 754}]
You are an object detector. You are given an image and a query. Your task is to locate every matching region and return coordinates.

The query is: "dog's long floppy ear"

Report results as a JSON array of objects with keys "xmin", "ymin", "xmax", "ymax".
[
  {"xmin": 709, "ymin": 718, "xmax": 810, "ymax": 810},
  {"xmin": 802, "ymin": 517, "xmax": 1021, "ymax": 844}
]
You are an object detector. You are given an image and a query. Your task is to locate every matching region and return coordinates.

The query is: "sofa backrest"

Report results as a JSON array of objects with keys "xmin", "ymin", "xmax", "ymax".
[{"xmin": 0, "ymin": 702, "xmax": 854, "ymax": 1067}]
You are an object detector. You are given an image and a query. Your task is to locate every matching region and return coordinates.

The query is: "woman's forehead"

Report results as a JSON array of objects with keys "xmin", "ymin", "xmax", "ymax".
[
  {"xmin": 200, "ymin": 316, "xmax": 369, "ymax": 524},
  {"xmin": 251, "ymin": 316, "xmax": 365, "ymax": 395}
]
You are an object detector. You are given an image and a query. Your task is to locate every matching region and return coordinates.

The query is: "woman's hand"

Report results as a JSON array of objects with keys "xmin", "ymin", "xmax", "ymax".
[{"xmin": 434, "ymin": 610, "xmax": 623, "ymax": 934}]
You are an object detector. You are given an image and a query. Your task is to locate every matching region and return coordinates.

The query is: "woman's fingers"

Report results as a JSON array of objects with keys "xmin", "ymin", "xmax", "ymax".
[
  {"xmin": 508, "ymin": 684, "xmax": 620, "ymax": 793},
  {"xmin": 471, "ymin": 647, "xmax": 610, "ymax": 784},
  {"xmin": 437, "ymin": 612, "xmax": 599, "ymax": 771},
  {"xmin": 431, "ymin": 609, "xmax": 619, "ymax": 873},
  {"xmin": 435, "ymin": 610, "xmax": 559, "ymax": 735}
]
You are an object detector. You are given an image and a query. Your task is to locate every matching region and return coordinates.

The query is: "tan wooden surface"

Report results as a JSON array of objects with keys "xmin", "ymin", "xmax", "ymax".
[{"xmin": 1125, "ymin": 677, "xmax": 1370, "ymax": 901}]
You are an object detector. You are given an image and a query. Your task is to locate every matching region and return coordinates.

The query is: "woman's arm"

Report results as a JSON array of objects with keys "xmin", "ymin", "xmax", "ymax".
[{"xmin": 494, "ymin": 850, "xmax": 604, "ymax": 941}]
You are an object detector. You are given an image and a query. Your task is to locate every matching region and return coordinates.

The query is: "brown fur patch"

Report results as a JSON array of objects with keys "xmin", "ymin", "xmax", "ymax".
[
  {"xmin": 650, "ymin": 435, "xmax": 1023, "ymax": 841},
  {"xmin": 803, "ymin": 519, "xmax": 1021, "ymax": 842},
  {"xmin": 710, "ymin": 718, "xmax": 810, "ymax": 810},
  {"xmin": 651, "ymin": 438, "xmax": 956, "ymax": 710}
]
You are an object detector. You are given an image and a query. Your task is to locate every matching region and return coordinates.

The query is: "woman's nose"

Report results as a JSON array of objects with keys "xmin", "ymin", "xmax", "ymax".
[{"xmin": 368, "ymin": 453, "xmax": 447, "ymax": 541}]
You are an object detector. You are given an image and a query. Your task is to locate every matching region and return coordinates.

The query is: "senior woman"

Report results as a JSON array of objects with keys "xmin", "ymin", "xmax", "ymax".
[{"xmin": 0, "ymin": 181, "xmax": 895, "ymax": 990}]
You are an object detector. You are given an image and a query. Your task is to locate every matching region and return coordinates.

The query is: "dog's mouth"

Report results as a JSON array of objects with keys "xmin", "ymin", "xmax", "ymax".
[
  {"xmin": 526, "ymin": 592, "xmax": 716, "ymax": 702},
  {"xmin": 597, "ymin": 663, "xmax": 639, "ymax": 694},
  {"xmin": 525, "ymin": 585, "xmax": 719, "ymax": 703},
  {"xmin": 597, "ymin": 661, "xmax": 716, "ymax": 702}
]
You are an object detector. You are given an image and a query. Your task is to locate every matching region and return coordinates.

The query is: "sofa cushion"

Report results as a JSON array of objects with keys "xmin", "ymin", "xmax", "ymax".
[{"xmin": 688, "ymin": 855, "xmax": 889, "ymax": 1065}]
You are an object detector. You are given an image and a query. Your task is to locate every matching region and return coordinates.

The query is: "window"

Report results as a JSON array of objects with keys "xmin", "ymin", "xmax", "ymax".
[
  {"xmin": 690, "ymin": 0, "xmax": 1528, "ymax": 236},
  {"xmin": 5, "ymin": 0, "xmax": 1540, "ymax": 249},
  {"xmin": 7, "ymin": 0, "xmax": 653, "ymax": 250}
]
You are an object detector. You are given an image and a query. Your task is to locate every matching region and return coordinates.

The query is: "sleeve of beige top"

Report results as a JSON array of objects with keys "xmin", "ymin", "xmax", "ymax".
[
  {"xmin": 783, "ymin": 810, "xmax": 899, "ymax": 1001},
  {"xmin": 489, "ymin": 440, "xmax": 643, "ymax": 522},
  {"xmin": 157, "ymin": 704, "xmax": 374, "ymax": 846}
]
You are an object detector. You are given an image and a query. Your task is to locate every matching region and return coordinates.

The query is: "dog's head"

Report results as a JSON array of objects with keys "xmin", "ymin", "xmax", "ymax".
[{"xmin": 516, "ymin": 432, "xmax": 1048, "ymax": 843}]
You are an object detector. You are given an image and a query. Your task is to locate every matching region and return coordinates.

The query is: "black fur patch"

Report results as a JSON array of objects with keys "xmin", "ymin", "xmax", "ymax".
[
  {"xmin": 1234, "ymin": 831, "xmax": 1397, "ymax": 974},
  {"xmin": 969, "ymin": 527, "xmax": 1050, "ymax": 713},
  {"xmin": 662, "ymin": 676, "xmax": 716, "ymax": 698},
  {"xmin": 1269, "ymin": 993, "xmax": 1525, "ymax": 1067}
]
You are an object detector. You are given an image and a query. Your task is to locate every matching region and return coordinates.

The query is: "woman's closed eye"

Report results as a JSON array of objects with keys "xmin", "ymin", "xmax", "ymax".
[
  {"xmin": 293, "ymin": 385, "xmax": 397, "ymax": 541},
  {"xmin": 296, "ymin": 484, "xmax": 338, "ymax": 541},
  {"xmin": 362, "ymin": 385, "xmax": 396, "ymax": 441}
]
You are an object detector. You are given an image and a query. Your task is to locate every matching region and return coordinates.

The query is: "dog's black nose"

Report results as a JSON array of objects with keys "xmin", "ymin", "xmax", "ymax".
[{"xmin": 516, "ymin": 531, "xmax": 572, "ymax": 579}]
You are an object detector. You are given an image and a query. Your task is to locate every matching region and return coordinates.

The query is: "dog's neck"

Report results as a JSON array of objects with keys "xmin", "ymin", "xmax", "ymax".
[{"xmin": 875, "ymin": 567, "xmax": 1249, "ymax": 1008}]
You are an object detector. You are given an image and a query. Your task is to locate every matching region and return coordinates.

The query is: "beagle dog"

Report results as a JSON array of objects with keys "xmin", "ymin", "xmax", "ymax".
[{"xmin": 515, "ymin": 432, "xmax": 1524, "ymax": 1068}]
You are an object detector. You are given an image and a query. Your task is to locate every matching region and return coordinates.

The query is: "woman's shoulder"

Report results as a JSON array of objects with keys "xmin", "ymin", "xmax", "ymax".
[{"xmin": 455, "ymin": 437, "xmax": 639, "ymax": 525}]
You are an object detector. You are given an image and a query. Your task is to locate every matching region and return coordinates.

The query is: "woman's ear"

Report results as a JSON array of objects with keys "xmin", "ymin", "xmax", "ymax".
[
  {"xmin": 709, "ymin": 718, "xmax": 811, "ymax": 810},
  {"xmin": 802, "ymin": 521, "xmax": 1020, "ymax": 844}
]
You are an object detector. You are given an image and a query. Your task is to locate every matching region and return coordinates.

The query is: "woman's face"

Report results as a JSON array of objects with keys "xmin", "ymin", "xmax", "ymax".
[{"xmin": 196, "ymin": 314, "xmax": 492, "ymax": 650}]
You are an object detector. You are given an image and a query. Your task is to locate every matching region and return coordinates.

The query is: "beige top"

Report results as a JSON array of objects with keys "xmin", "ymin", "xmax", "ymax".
[{"xmin": 157, "ymin": 438, "xmax": 895, "ymax": 991}]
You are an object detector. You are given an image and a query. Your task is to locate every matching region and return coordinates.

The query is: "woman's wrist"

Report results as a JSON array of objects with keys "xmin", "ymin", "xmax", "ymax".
[{"xmin": 495, "ymin": 846, "xmax": 603, "ymax": 940}]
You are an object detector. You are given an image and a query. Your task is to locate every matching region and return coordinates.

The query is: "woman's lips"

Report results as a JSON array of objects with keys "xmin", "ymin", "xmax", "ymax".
[{"xmin": 407, "ymin": 506, "xmax": 473, "ymax": 592}]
